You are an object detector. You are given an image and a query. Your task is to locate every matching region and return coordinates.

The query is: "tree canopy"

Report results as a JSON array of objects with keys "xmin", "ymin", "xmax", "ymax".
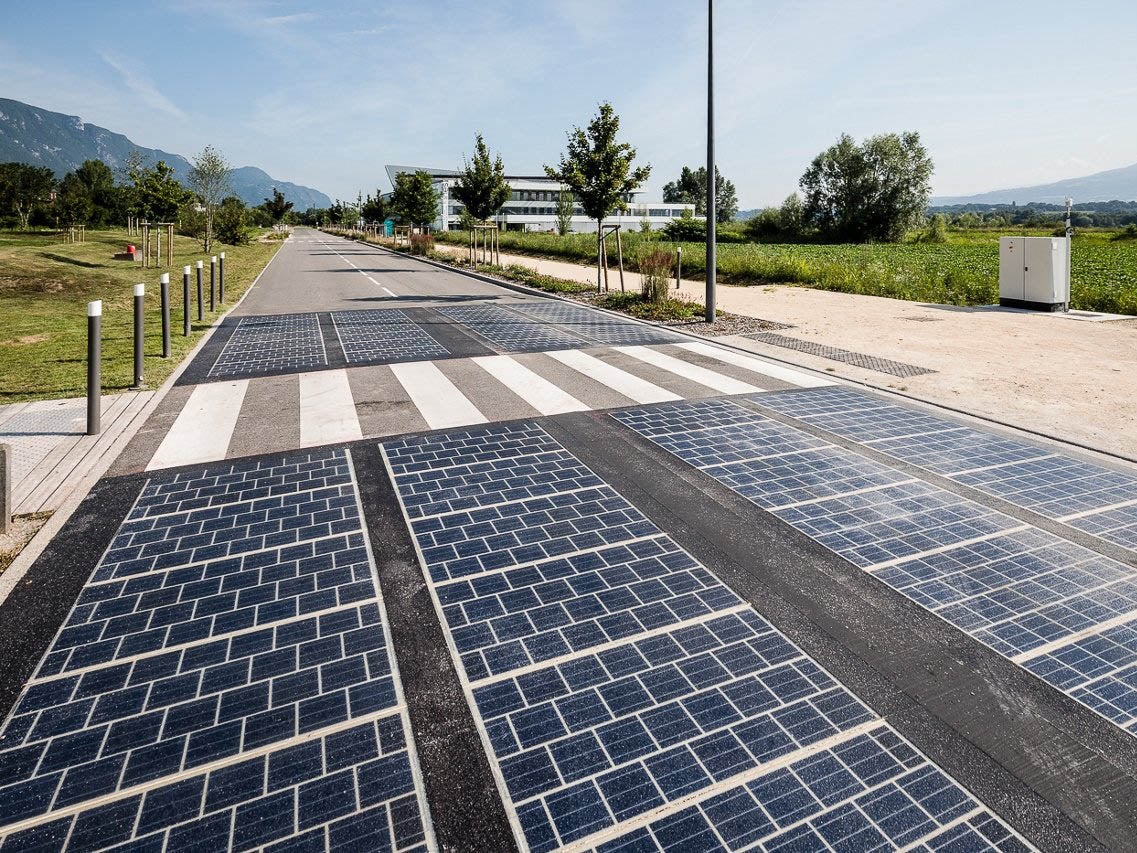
[
  {"xmin": 134, "ymin": 160, "xmax": 193, "ymax": 222},
  {"xmin": 261, "ymin": 187, "xmax": 294, "ymax": 223},
  {"xmin": 360, "ymin": 190, "xmax": 387, "ymax": 224},
  {"xmin": 544, "ymin": 102, "xmax": 650, "ymax": 224},
  {"xmin": 800, "ymin": 132, "xmax": 933, "ymax": 242},
  {"xmin": 390, "ymin": 170, "xmax": 440, "ymax": 229},
  {"xmin": 0, "ymin": 163, "xmax": 55, "ymax": 229},
  {"xmin": 188, "ymin": 145, "xmax": 232, "ymax": 251},
  {"xmin": 452, "ymin": 134, "xmax": 511, "ymax": 222},
  {"xmin": 662, "ymin": 166, "xmax": 738, "ymax": 223}
]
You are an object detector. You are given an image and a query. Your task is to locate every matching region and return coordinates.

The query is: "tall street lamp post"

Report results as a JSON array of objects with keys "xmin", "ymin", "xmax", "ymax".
[{"xmin": 706, "ymin": 0, "xmax": 716, "ymax": 323}]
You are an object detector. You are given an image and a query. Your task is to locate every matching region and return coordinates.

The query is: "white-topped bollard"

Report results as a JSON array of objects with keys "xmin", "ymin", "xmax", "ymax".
[
  {"xmin": 87, "ymin": 300, "xmax": 102, "ymax": 435},
  {"xmin": 160, "ymin": 273, "xmax": 171, "ymax": 358},
  {"xmin": 183, "ymin": 265, "xmax": 192, "ymax": 335},
  {"xmin": 133, "ymin": 283, "xmax": 145, "ymax": 388},
  {"xmin": 210, "ymin": 255, "xmax": 217, "ymax": 312},
  {"xmin": 196, "ymin": 260, "xmax": 204, "ymax": 322},
  {"xmin": 219, "ymin": 252, "xmax": 226, "ymax": 302}
]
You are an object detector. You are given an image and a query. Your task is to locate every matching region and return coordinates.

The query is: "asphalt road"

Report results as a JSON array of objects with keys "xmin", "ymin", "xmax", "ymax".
[{"xmin": 1, "ymin": 228, "xmax": 1136, "ymax": 852}]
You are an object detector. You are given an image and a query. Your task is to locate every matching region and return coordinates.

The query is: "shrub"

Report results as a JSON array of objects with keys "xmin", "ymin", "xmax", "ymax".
[
  {"xmin": 409, "ymin": 233, "xmax": 435, "ymax": 255},
  {"xmin": 638, "ymin": 246, "xmax": 673, "ymax": 304},
  {"xmin": 914, "ymin": 214, "xmax": 949, "ymax": 244},
  {"xmin": 1112, "ymin": 224, "xmax": 1137, "ymax": 242},
  {"xmin": 215, "ymin": 197, "xmax": 251, "ymax": 245}
]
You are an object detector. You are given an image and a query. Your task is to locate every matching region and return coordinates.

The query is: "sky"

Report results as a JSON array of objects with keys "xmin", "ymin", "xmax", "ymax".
[{"xmin": 2, "ymin": 0, "xmax": 1135, "ymax": 208}]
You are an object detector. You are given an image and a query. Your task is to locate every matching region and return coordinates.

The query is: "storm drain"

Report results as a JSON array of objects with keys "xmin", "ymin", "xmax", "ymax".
[{"xmin": 745, "ymin": 332, "xmax": 936, "ymax": 377}]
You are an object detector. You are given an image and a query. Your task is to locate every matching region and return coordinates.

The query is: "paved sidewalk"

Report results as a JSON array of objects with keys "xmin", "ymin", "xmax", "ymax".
[
  {"xmin": 0, "ymin": 391, "xmax": 153, "ymax": 515},
  {"xmin": 435, "ymin": 243, "xmax": 1137, "ymax": 460}
]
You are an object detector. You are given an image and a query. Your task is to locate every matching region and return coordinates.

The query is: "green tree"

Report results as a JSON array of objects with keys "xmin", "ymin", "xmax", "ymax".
[
  {"xmin": 544, "ymin": 102, "xmax": 651, "ymax": 289},
  {"xmin": 452, "ymin": 134, "xmax": 511, "ymax": 223},
  {"xmin": 360, "ymin": 190, "xmax": 387, "ymax": 224},
  {"xmin": 0, "ymin": 163, "xmax": 56, "ymax": 229},
  {"xmin": 56, "ymin": 171, "xmax": 93, "ymax": 224},
  {"xmin": 135, "ymin": 160, "xmax": 192, "ymax": 222},
  {"xmin": 390, "ymin": 171, "xmax": 440, "ymax": 229},
  {"xmin": 215, "ymin": 196, "xmax": 251, "ymax": 245},
  {"xmin": 778, "ymin": 192, "xmax": 804, "ymax": 238},
  {"xmin": 261, "ymin": 187, "xmax": 294, "ymax": 223},
  {"xmin": 800, "ymin": 132, "xmax": 933, "ymax": 242},
  {"xmin": 67, "ymin": 160, "xmax": 120, "ymax": 225},
  {"xmin": 555, "ymin": 185, "xmax": 574, "ymax": 235},
  {"xmin": 662, "ymin": 166, "xmax": 738, "ymax": 223},
  {"xmin": 188, "ymin": 145, "xmax": 232, "ymax": 251}
]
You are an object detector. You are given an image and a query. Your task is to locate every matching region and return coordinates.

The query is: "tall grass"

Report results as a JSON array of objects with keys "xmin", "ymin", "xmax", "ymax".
[{"xmin": 435, "ymin": 229, "xmax": 1137, "ymax": 314}]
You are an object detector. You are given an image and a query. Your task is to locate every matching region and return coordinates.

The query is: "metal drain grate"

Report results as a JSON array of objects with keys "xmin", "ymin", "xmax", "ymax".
[{"xmin": 745, "ymin": 332, "xmax": 937, "ymax": 377}]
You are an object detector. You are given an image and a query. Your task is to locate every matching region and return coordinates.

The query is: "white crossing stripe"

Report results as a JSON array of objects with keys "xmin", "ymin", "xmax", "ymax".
[
  {"xmin": 390, "ymin": 361, "xmax": 488, "ymax": 429},
  {"xmin": 147, "ymin": 380, "xmax": 248, "ymax": 470},
  {"xmin": 675, "ymin": 341, "xmax": 833, "ymax": 388},
  {"xmin": 615, "ymin": 346, "xmax": 760, "ymax": 395},
  {"xmin": 298, "ymin": 370, "xmax": 362, "ymax": 446},
  {"xmin": 472, "ymin": 355, "xmax": 588, "ymax": 416},
  {"xmin": 546, "ymin": 349, "xmax": 681, "ymax": 404}
]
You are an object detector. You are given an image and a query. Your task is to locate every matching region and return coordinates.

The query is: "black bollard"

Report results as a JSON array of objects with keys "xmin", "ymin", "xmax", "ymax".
[
  {"xmin": 210, "ymin": 255, "xmax": 217, "ymax": 312},
  {"xmin": 133, "ymin": 283, "xmax": 145, "ymax": 388},
  {"xmin": 182, "ymin": 265, "xmax": 191, "ymax": 336},
  {"xmin": 219, "ymin": 252, "xmax": 226, "ymax": 302},
  {"xmin": 87, "ymin": 300, "xmax": 101, "ymax": 435},
  {"xmin": 160, "ymin": 273, "xmax": 170, "ymax": 358},
  {"xmin": 196, "ymin": 261, "xmax": 204, "ymax": 322}
]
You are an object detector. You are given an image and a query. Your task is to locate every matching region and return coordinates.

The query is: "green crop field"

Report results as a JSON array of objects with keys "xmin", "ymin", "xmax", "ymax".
[
  {"xmin": 0, "ymin": 228, "xmax": 281, "ymax": 402},
  {"xmin": 435, "ymin": 229, "xmax": 1137, "ymax": 315}
]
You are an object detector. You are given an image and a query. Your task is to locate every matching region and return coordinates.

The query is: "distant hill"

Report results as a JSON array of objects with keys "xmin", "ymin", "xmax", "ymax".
[
  {"xmin": 933, "ymin": 162, "xmax": 1137, "ymax": 206},
  {"xmin": 0, "ymin": 97, "xmax": 331, "ymax": 210}
]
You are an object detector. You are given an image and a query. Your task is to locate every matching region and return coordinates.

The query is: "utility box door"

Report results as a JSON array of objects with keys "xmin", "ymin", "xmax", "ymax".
[
  {"xmin": 1023, "ymin": 237, "xmax": 1066, "ymax": 304},
  {"xmin": 999, "ymin": 237, "xmax": 1025, "ymax": 300}
]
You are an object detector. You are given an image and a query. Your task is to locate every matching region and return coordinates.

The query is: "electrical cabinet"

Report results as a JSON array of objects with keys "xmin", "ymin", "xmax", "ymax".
[{"xmin": 999, "ymin": 237, "xmax": 1069, "ymax": 310}]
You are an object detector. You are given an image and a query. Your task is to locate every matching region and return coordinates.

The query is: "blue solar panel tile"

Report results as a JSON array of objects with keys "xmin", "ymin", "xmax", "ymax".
[
  {"xmin": 209, "ymin": 313, "xmax": 326, "ymax": 378},
  {"xmin": 439, "ymin": 305, "xmax": 589, "ymax": 352},
  {"xmin": 331, "ymin": 309, "xmax": 450, "ymax": 364},
  {"xmin": 1069, "ymin": 503, "xmax": 1137, "ymax": 552},
  {"xmin": 383, "ymin": 421, "xmax": 1024, "ymax": 851}
]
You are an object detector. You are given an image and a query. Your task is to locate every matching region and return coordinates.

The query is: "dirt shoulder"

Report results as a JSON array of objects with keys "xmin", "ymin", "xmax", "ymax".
[{"xmin": 435, "ymin": 242, "xmax": 1137, "ymax": 460}]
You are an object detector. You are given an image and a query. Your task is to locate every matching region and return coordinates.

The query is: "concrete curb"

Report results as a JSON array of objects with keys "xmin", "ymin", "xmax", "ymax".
[{"xmin": 0, "ymin": 241, "xmax": 286, "ymax": 608}]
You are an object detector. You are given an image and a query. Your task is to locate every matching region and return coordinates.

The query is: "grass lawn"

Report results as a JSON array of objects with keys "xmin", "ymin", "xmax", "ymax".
[{"xmin": 0, "ymin": 228, "xmax": 281, "ymax": 402}]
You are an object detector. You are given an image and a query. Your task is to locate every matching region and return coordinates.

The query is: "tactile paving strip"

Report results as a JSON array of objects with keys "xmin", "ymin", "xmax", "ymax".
[
  {"xmin": 331, "ymin": 309, "xmax": 450, "ymax": 365},
  {"xmin": 0, "ymin": 449, "xmax": 432, "ymax": 852},
  {"xmin": 209, "ymin": 314, "xmax": 327, "ymax": 378},
  {"xmin": 745, "ymin": 333, "xmax": 936, "ymax": 378},
  {"xmin": 382, "ymin": 422, "xmax": 1027, "ymax": 852},
  {"xmin": 614, "ymin": 396, "xmax": 1137, "ymax": 747}
]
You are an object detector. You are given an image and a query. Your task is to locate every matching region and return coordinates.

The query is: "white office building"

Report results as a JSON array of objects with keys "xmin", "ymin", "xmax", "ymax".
[{"xmin": 384, "ymin": 165, "xmax": 697, "ymax": 233}]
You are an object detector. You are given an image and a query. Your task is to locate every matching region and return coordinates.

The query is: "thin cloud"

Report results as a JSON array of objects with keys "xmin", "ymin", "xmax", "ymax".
[
  {"xmin": 98, "ymin": 51, "xmax": 186, "ymax": 120},
  {"xmin": 261, "ymin": 12, "xmax": 317, "ymax": 25}
]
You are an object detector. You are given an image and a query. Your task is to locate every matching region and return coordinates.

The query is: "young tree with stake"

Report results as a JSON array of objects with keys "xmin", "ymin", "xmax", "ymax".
[
  {"xmin": 545, "ymin": 102, "xmax": 651, "ymax": 290},
  {"xmin": 188, "ymin": 145, "xmax": 231, "ymax": 252}
]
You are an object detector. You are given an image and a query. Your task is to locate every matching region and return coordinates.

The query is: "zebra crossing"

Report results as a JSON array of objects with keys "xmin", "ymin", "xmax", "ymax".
[{"xmin": 146, "ymin": 343, "xmax": 830, "ymax": 471}]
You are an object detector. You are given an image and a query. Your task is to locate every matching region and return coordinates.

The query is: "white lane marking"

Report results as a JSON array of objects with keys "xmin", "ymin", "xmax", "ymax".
[
  {"xmin": 383, "ymin": 286, "xmax": 397, "ymax": 297},
  {"xmin": 147, "ymin": 381, "xmax": 248, "ymax": 470},
  {"xmin": 390, "ymin": 361, "xmax": 488, "ymax": 429},
  {"xmin": 472, "ymin": 355, "xmax": 588, "ymax": 416},
  {"xmin": 546, "ymin": 349, "xmax": 680, "ymax": 404},
  {"xmin": 298, "ymin": 370, "xmax": 362, "ymax": 446},
  {"xmin": 676, "ymin": 341, "xmax": 833, "ymax": 388},
  {"xmin": 615, "ymin": 346, "xmax": 760, "ymax": 395}
]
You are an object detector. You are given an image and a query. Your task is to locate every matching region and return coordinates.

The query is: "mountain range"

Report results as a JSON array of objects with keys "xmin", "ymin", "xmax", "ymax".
[
  {"xmin": 930, "ymin": 162, "xmax": 1137, "ymax": 206},
  {"xmin": 0, "ymin": 97, "xmax": 332, "ymax": 210}
]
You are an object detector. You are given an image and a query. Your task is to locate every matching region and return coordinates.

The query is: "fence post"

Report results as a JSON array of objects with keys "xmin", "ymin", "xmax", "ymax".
[
  {"xmin": 160, "ymin": 273, "xmax": 170, "ymax": 358},
  {"xmin": 219, "ymin": 252, "xmax": 225, "ymax": 303},
  {"xmin": 87, "ymin": 300, "xmax": 102, "ymax": 435},
  {"xmin": 210, "ymin": 256, "xmax": 217, "ymax": 312},
  {"xmin": 196, "ymin": 261, "xmax": 204, "ymax": 322},
  {"xmin": 133, "ymin": 283, "xmax": 145, "ymax": 388},
  {"xmin": 183, "ymin": 265, "xmax": 191, "ymax": 336},
  {"xmin": 1, "ymin": 442, "xmax": 11, "ymax": 535},
  {"xmin": 675, "ymin": 246, "xmax": 682, "ymax": 290}
]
